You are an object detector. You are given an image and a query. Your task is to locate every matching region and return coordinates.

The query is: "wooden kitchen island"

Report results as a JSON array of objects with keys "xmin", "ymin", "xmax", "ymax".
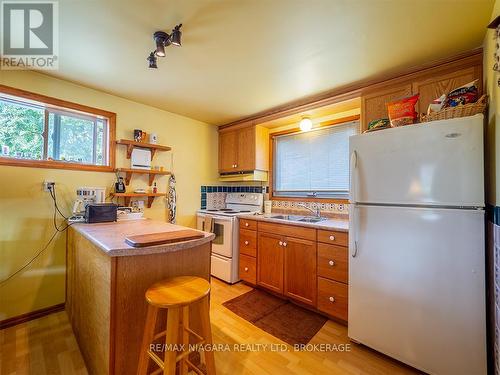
[{"xmin": 66, "ymin": 219, "xmax": 214, "ymax": 375}]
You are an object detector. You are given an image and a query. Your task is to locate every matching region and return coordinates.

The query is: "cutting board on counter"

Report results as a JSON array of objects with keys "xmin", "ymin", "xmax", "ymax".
[{"xmin": 125, "ymin": 230, "xmax": 204, "ymax": 247}]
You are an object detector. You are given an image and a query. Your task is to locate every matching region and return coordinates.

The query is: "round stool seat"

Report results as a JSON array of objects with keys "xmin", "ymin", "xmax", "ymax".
[{"xmin": 145, "ymin": 276, "xmax": 210, "ymax": 308}]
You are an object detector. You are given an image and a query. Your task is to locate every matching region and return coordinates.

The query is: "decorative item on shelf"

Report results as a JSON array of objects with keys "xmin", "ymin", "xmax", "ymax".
[
  {"xmin": 152, "ymin": 182, "xmax": 158, "ymax": 194},
  {"xmin": 115, "ymin": 176, "xmax": 126, "ymax": 193},
  {"xmin": 149, "ymin": 133, "xmax": 158, "ymax": 144},
  {"xmin": 167, "ymin": 174, "xmax": 176, "ymax": 224},
  {"xmin": 134, "ymin": 129, "xmax": 143, "ymax": 142},
  {"xmin": 141, "ymin": 131, "xmax": 147, "ymax": 143},
  {"xmin": 134, "ymin": 188, "xmax": 147, "ymax": 194},
  {"xmin": 147, "ymin": 24, "xmax": 182, "ymax": 69}
]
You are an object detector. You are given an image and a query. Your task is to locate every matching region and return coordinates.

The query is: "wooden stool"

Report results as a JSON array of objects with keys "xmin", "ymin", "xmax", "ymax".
[{"xmin": 137, "ymin": 276, "xmax": 216, "ymax": 375}]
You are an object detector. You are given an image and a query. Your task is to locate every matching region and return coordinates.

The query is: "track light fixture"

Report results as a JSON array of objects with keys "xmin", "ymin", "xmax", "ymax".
[
  {"xmin": 147, "ymin": 52, "xmax": 157, "ymax": 69},
  {"xmin": 147, "ymin": 24, "xmax": 182, "ymax": 68}
]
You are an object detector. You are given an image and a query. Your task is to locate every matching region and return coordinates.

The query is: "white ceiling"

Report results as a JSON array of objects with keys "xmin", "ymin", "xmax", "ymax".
[{"xmin": 47, "ymin": 0, "xmax": 494, "ymax": 125}]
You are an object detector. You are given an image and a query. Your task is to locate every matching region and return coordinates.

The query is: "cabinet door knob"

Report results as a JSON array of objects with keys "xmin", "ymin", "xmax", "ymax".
[
  {"xmin": 329, "ymin": 296, "xmax": 335, "ymax": 303},
  {"xmin": 329, "ymin": 235, "xmax": 335, "ymax": 241},
  {"xmin": 245, "ymin": 222, "xmax": 249, "ymax": 227},
  {"xmin": 235, "ymin": 164, "xmax": 238, "ymax": 168},
  {"xmin": 279, "ymin": 241, "xmax": 283, "ymax": 246},
  {"xmin": 244, "ymin": 240, "xmax": 249, "ymax": 245},
  {"xmin": 328, "ymin": 260, "xmax": 335, "ymax": 266},
  {"xmin": 283, "ymin": 242, "xmax": 287, "ymax": 247},
  {"xmin": 244, "ymin": 267, "xmax": 249, "ymax": 271}
]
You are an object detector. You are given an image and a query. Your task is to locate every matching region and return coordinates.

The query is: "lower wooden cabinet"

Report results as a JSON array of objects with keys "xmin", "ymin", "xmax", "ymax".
[
  {"xmin": 239, "ymin": 254, "xmax": 256, "ymax": 284},
  {"xmin": 317, "ymin": 243, "xmax": 348, "ymax": 283},
  {"xmin": 239, "ymin": 221, "xmax": 349, "ymax": 323},
  {"xmin": 317, "ymin": 277, "xmax": 348, "ymax": 321},
  {"xmin": 284, "ymin": 236, "xmax": 317, "ymax": 306},
  {"xmin": 257, "ymin": 232, "xmax": 284, "ymax": 294}
]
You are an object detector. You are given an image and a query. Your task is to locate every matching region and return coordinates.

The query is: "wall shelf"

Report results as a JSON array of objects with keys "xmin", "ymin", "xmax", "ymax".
[
  {"xmin": 116, "ymin": 139, "xmax": 171, "ymax": 159},
  {"xmin": 115, "ymin": 168, "xmax": 171, "ymax": 186},
  {"xmin": 111, "ymin": 192, "xmax": 166, "ymax": 208}
]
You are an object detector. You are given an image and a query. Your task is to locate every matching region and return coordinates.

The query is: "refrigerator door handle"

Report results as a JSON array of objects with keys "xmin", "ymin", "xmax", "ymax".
[
  {"xmin": 352, "ymin": 240, "xmax": 358, "ymax": 258},
  {"xmin": 350, "ymin": 150, "xmax": 357, "ymax": 203}
]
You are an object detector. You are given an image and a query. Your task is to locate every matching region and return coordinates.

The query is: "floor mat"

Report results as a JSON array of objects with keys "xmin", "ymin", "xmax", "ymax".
[{"xmin": 222, "ymin": 289, "xmax": 327, "ymax": 345}]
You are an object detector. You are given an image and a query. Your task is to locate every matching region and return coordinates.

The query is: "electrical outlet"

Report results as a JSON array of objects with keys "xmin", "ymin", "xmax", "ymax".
[{"xmin": 43, "ymin": 180, "xmax": 55, "ymax": 192}]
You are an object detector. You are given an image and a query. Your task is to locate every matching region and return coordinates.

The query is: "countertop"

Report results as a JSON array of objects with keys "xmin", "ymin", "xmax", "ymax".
[
  {"xmin": 71, "ymin": 219, "xmax": 215, "ymax": 257},
  {"xmin": 238, "ymin": 213, "xmax": 349, "ymax": 232}
]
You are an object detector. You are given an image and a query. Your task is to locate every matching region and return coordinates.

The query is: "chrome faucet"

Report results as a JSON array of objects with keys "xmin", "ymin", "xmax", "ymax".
[{"xmin": 297, "ymin": 203, "xmax": 321, "ymax": 218}]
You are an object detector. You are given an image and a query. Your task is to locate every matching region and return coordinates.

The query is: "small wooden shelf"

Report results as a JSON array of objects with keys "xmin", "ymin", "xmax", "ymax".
[
  {"xmin": 116, "ymin": 139, "xmax": 171, "ymax": 159},
  {"xmin": 111, "ymin": 192, "xmax": 166, "ymax": 208},
  {"xmin": 115, "ymin": 168, "xmax": 171, "ymax": 186}
]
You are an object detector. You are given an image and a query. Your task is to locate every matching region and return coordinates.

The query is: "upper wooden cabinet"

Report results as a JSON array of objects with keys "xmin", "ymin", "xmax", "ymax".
[
  {"xmin": 360, "ymin": 55, "xmax": 482, "ymax": 131},
  {"xmin": 361, "ymin": 83, "xmax": 413, "ymax": 130},
  {"xmin": 218, "ymin": 124, "xmax": 269, "ymax": 174}
]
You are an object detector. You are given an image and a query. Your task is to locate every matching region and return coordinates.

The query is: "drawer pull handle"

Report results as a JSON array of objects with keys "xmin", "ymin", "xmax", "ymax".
[
  {"xmin": 245, "ymin": 223, "xmax": 249, "ymax": 227},
  {"xmin": 244, "ymin": 240, "xmax": 249, "ymax": 245},
  {"xmin": 329, "ymin": 235, "xmax": 335, "ymax": 241},
  {"xmin": 244, "ymin": 267, "xmax": 249, "ymax": 271},
  {"xmin": 279, "ymin": 241, "xmax": 283, "ymax": 246},
  {"xmin": 283, "ymin": 242, "xmax": 287, "ymax": 247},
  {"xmin": 329, "ymin": 296, "xmax": 335, "ymax": 303},
  {"xmin": 328, "ymin": 260, "xmax": 335, "ymax": 266}
]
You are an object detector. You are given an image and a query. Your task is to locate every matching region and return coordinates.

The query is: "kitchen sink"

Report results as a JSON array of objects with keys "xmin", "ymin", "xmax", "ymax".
[{"xmin": 271, "ymin": 215, "xmax": 327, "ymax": 223}]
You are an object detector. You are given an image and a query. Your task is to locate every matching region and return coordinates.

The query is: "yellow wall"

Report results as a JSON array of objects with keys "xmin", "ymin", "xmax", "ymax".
[
  {"xmin": 0, "ymin": 71, "xmax": 219, "ymax": 320},
  {"xmin": 485, "ymin": 1, "xmax": 500, "ymax": 205}
]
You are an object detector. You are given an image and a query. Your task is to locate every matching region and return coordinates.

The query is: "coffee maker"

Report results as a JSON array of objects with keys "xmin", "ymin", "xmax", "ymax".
[{"xmin": 69, "ymin": 187, "xmax": 106, "ymax": 222}]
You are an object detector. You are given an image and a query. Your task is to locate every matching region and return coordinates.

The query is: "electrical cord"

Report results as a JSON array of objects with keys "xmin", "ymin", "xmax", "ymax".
[{"xmin": 0, "ymin": 185, "xmax": 73, "ymax": 286}]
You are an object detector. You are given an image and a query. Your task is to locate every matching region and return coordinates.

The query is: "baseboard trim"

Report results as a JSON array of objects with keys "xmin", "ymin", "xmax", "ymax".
[{"xmin": 0, "ymin": 303, "xmax": 65, "ymax": 330}]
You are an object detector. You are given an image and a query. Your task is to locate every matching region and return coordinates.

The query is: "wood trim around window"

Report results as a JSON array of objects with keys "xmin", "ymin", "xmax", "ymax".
[
  {"xmin": 268, "ymin": 114, "xmax": 360, "ymax": 204},
  {"xmin": 0, "ymin": 84, "xmax": 116, "ymax": 172}
]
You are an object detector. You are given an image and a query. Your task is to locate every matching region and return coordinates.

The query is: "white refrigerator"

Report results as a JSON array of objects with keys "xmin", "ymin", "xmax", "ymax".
[{"xmin": 348, "ymin": 114, "xmax": 487, "ymax": 375}]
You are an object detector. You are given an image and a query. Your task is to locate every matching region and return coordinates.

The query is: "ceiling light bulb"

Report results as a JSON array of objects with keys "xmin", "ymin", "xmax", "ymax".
[{"xmin": 299, "ymin": 117, "xmax": 313, "ymax": 132}]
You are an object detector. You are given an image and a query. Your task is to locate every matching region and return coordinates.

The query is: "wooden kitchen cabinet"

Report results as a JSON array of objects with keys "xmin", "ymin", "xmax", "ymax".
[
  {"xmin": 360, "ymin": 83, "xmax": 413, "ymax": 131},
  {"xmin": 412, "ymin": 66, "xmax": 482, "ymax": 116},
  {"xmin": 219, "ymin": 125, "xmax": 269, "ymax": 173},
  {"xmin": 257, "ymin": 232, "xmax": 284, "ymax": 294},
  {"xmin": 284, "ymin": 236, "xmax": 317, "ymax": 306},
  {"xmin": 317, "ymin": 277, "xmax": 348, "ymax": 321},
  {"xmin": 360, "ymin": 57, "xmax": 482, "ymax": 131},
  {"xmin": 219, "ymin": 130, "xmax": 238, "ymax": 171},
  {"xmin": 318, "ymin": 243, "xmax": 348, "ymax": 284}
]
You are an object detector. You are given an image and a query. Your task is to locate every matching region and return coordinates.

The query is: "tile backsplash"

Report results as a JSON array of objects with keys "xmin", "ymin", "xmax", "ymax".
[
  {"xmin": 272, "ymin": 200, "xmax": 348, "ymax": 217},
  {"xmin": 200, "ymin": 186, "xmax": 267, "ymax": 209}
]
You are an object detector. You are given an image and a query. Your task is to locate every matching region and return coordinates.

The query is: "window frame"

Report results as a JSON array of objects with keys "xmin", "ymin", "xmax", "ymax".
[
  {"xmin": 0, "ymin": 84, "xmax": 116, "ymax": 172},
  {"xmin": 269, "ymin": 114, "xmax": 360, "ymax": 204}
]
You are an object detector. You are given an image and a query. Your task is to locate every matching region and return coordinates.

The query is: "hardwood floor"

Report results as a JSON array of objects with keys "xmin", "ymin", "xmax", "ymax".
[{"xmin": 0, "ymin": 279, "xmax": 419, "ymax": 375}]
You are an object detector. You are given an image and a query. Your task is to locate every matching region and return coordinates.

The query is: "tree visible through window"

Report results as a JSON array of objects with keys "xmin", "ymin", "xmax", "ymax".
[{"xmin": 0, "ymin": 95, "xmax": 109, "ymax": 167}]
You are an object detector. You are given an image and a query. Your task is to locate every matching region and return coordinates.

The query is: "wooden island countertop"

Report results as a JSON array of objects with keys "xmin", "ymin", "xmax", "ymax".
[
  {"xmin": 66, "ymin": 219, "xmax": 214, "ymax": 375},
  {"xmin": 71, "ymin": 219, "xmax": 215, "ymax": 256}
]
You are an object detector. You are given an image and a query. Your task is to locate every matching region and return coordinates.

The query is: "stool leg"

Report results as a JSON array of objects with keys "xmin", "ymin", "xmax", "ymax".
[
  {"xmin": 164, "ymin": 307, "xmax": 180, "ymax": 375},
  {"xmin": 180, "ymin": 306, "xmax": 189, "ymax": 375},
  {"xmin": 199, "ymin": 296, "xmax": 216, "ymax": 375},
  {"xmin": 137, "ymin": 305, "xmax": 159, "ymax": 375}
]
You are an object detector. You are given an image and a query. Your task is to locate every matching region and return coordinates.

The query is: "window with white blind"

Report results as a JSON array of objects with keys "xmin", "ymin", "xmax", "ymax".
[{"xmin": 273, "ymin": 121, "xmax": 358, "ymax": 198}]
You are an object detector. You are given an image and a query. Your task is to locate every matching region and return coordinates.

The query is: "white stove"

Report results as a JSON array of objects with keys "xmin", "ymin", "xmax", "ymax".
[{"xmin": 196, "ymin": 193, "xmax": 263, "ymax": 283}]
